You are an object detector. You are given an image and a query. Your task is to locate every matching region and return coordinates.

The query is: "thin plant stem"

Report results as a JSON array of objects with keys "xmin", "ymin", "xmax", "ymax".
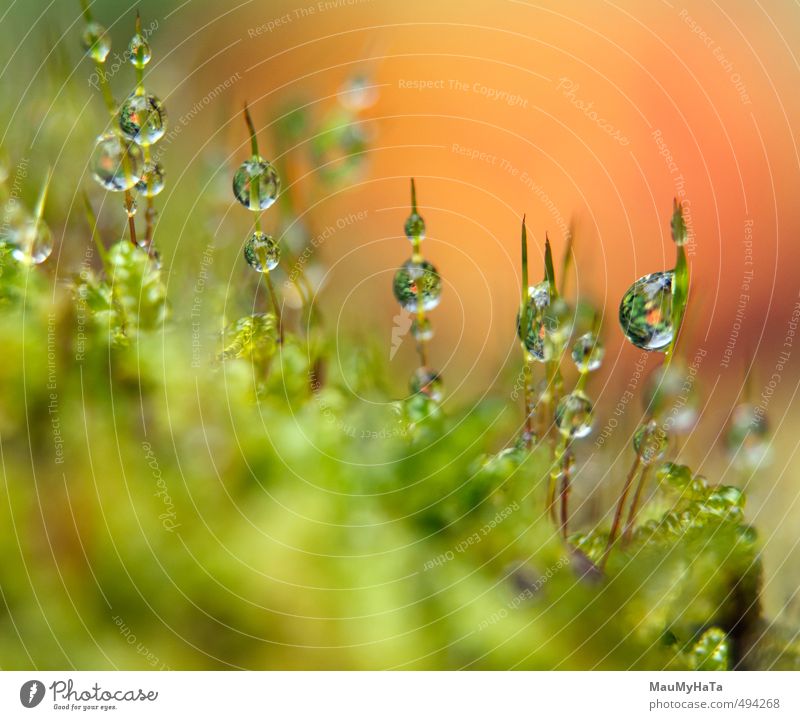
[
  {"xmin": 559, "ymin": 469, "xmax": 570, "ymax": 538},
  {"xmin": 81, "ymin": 191, "xmax": 110, "ymax": 269},
  {"xmin": 88, "ymin": 38, "xmax": 139, "ymax": 249},
  {"xmin": 410, "ymin": 179, "xmax": 428, "ymax": 368},
  {"xmin": 519, "ymin": 215, "xmax": 534, "ymax": 448},
  {"xmin": 622, "ymin": 463, "xmax": 653, "ymax": 545},
  {"xmin": 601, "ymin": 453, "xmax": 642, "ymax": 569},
  {"xmin": 244, "ymin": 101, "xmax": 283, "ymax": 340},
  {"xmin": 133, "ymin": 13, "xmax": 155, "ymax": 251}
]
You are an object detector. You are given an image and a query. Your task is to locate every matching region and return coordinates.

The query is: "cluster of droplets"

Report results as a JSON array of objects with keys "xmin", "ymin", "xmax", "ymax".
[
  {"xmin": 82, "ymin": 7, "xmax": 167, "ymax": 254},
  {"xmin": 235, "ymin": 103, "xmax": 283, "ymax": 327},
  {"xmin": 392, "ymin": 179, "xmax": 443, "ymax": 404},
  {"xmin": 602, "ymin": 201, "xmax": 695, "ymax": 562}
]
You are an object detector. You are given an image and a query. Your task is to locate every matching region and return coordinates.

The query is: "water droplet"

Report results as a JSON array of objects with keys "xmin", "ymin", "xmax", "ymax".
[
  {"xmin": 91, "ymin": 133, "xmax": 144, "ymax": 192},
  {"xmin": 555, "ymin": 391, "xmax": 594, "ymax": 439},
  {"xmin": 528, "ymin": 281, "xmax": 550, "ymax": 309},
  {"xmin": 404, "ymin": 212, "xmax": 425, "ymax": 242},
  {"xmin": 125, "ymin": 197, "xmax": 138, "ymax": 217},
  {"xmin": 244, "ymin": 231, "xmax": 280, "ymax": 272},
  {"xmin": 11, "ymin": 218, "xmax": 53, "ymax": 265},
  {"xmin": 128, "ymin": 33, "xmax": 151, "ymax": 67},
  {"xmin": 712, "ymin": 485, "xmax": 744, "ymax": 508},
  {"xmin": 619, "ymin": 271, "xmax": 675, "ymax": 351},
  {"xmin": 726, "ymin": 403, "xmax": 770, "ymax": 469},
  {"xmin": 232, "ymin": 156, "xmax": 280, "ymax": 211},
  {"xmin": 119, "ymin": 92, "xmax": 167, "ymax": 146},
  {"xmin": 411, "ymin": 317, "xmax": 433, "ymax": 342},
  {"xmin": 516, "ymin": 282, "xmax": 552, "ymax": 361},
  {"xmin": 338, "ymin": 74, "xmax": 378, "ymax": 111},
  {"xmin": 410, "ymin": 366, "xmax": 443, "ymax": 402},
  {"xmin": 656, "ymin": 462, "xmax": 692, "ymax": 491},
  {"xmin": 571, "ymin": 332, "xmax": 604, "ymax": 372},
  {"xmin": 135, "ymin": 161, "xmax": 165, "ymax": 196},
  {"xmin": 633, "ymin": 420, "xmax": 668, "ymax": 465},
  {"xmin": 393, "ymin": 258, "xmax": 442, "ymax": 312},
  {"xmin": 82, "ymin": 22, "xmax": 111, "ymax": 62},
  {"xmin": 643, "ymin": 364, "xmax": 698, "ymax": 432},
  {"xmin": 701, "ymin": 486, "xmax": 745, "ymax": 519}
]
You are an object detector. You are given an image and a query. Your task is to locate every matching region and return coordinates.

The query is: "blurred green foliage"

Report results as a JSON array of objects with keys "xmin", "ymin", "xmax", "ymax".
[{"xmin": 0, "ymin": 257, "xmax": 797, "ymax": 669}]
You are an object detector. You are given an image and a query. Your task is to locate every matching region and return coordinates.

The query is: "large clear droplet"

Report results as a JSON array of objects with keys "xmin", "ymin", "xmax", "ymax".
[
  {"xmin": 119, "ymin": 93, "xmax": 167, "ymax": 146},
  {"xmin": 633, "ymin": 419, "xmax": 668, "ymax": 465},
  {"xmin": 12, "ymin": 218, "xmax": 53, "ymax": 265},
  {"xmin": 410, "ymin": 366, "xmax": 443, "ymax": 402},
  {"xmin": 726, "ymin": 404, "xmax": 770, "ymax": 469},
  {"xmin": 393, "ymin": 258, "xmax": 442, "ymax": 312},
  {"xmin": 571, "ymin": 332, "xmax": 604, "ymax": 372},
  {"xmin": 555, "ymin": 391, "xmax": 594, "ymax": 439},
  {"xmin": 232, "ymin": 156, "xmax": 280, "ymax": 210},
  {"xmin": 91, "ymin": 133, "xmax": 144, "ymax": 192},
  {"xmin": 128, "ymin": 33, "xmax": 151, "ymax": 67},
  {"xmin": 619, "ymin": 271, "xmax": 675, "ymax": 351},
  {"xmin": 135, "ymin": 161, "xmax": 165, "ymax": 196},
  {"xmin": 82, "ymin": 22, "xmax": 111, "ymax": 63},
  {"xmin": 244, "ymin": 231, "xmax": 280, "ymax": 272}
]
